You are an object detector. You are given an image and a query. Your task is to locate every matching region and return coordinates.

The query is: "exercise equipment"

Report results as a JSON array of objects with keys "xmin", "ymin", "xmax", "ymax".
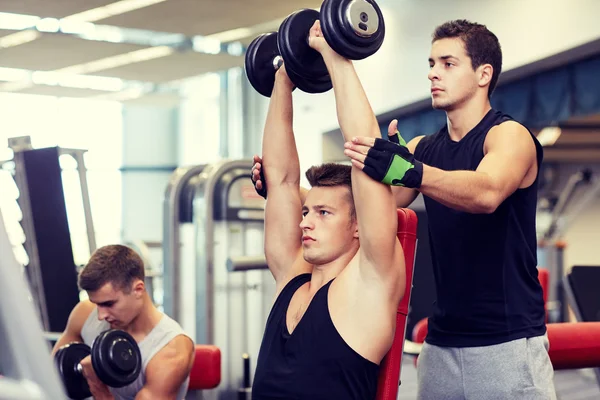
[
  {"xmin": 245, "ymin": 0, "xmax": 385, "ymax": 97},
  {"xmin": 163, "ymin": 160, "xmax": 269, "ymax": 397},
  {"xmin": 54, "ymin": 329, "xmax": 142, "ymax": 399},
  {"xmin": 244, "ymin": 26, "xmax": 331, "ymax": 98},
  {"xmin": 320, "ymin": 0, "xmax": 385, "ymax": 60},
  {"xmin": 411, "ymin": 267, "xmax": 600, "ymax": 376},
  {"xmin": 277, "ymin": 9, "xmax": 333, "ymax": 94}
]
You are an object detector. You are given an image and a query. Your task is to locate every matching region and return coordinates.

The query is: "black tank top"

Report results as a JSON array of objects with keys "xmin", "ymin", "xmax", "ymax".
[
  {"xmin": 252, "ymin": 273, "xmax": 379, "ymax": 399},
  {"xmin": 414, "ymin": 109, "xmax": 546, "ymax": 347}
]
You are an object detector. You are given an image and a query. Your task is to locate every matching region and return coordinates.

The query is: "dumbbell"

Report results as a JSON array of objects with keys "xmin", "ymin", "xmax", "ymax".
[
  {"xmin": 54, "ymin": 329, "xmax": 142, "ymax": 400},
  {"xmin": 245, "ymin": 0, "xmax": 385, "ymax": 97}
]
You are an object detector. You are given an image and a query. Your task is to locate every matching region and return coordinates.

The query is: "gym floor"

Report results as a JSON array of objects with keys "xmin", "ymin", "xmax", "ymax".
[{"xmin": 397, "ymin": 358, "xmax": 600, "ymax": 399}]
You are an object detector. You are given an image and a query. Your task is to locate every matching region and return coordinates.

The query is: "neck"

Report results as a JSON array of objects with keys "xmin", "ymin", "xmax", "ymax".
[
  {"xmin": 445, "ymin": 95, "xmax": 492, "ymax": 141},
  {"xmin": 125, "ymin": 294, "xmax": 162, "ymax": 336},
  {"xmin": 308, "ymin": 243, "xmax": 359, "ymax": 293}
]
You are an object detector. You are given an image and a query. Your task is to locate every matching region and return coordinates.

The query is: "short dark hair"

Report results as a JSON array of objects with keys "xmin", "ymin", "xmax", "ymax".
[
  {"xmin": 432, "ymin": 19, "xmax": 502, "ymax": 97},
  {"xmin": 78, "ymin": 245, "xmax": 145, "ymax": 293},
  {"xmin": 305, "ymin": 163, "xmax": 355, "ymax": 220}
]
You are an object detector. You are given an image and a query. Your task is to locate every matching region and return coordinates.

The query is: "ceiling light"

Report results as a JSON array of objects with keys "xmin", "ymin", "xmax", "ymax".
[
  {"xmin": 0, "ymin": 67, "xmax": 31, "ymax": 82},
  {"xmin": 61, "ymin": 0, "xmax": 168, "ymax": 23},
  {"xmin": 0, "ymin": 12, "xmax": 40, "ymax": 30},
  {"xmin": 55, "ymin": 46, "xmax": 175, "ymax": 75},
  {"xmin": 0, "ymin": 31, "xmax": 41, "ymax": 49},
  {"xmin": 36, "ymin": 18, "xmax": 60, "ymax": 33}
]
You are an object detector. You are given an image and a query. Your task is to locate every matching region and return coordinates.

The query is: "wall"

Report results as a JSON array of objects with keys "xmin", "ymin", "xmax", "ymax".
[{"xmin": 121, "ymin": 103, "xmax": 179, "ymax": 245}]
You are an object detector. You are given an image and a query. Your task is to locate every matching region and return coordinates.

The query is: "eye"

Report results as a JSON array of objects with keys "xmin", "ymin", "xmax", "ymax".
[
  {"xmin": 320, "ymin": 210, "xmax": 329, "ymax": 216},
  {"xmin": 446, "ymin": 62, "xmax": 453, "ymax": 67},
  {"xmin": 302, "ymin": 211, "xmax": 308, "ymax": 217}
]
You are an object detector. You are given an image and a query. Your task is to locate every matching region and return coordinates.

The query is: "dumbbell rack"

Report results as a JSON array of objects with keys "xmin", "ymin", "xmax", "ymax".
[{"xmin": 2, "ymin": 135, "xmax": 97, "ymax": 334}]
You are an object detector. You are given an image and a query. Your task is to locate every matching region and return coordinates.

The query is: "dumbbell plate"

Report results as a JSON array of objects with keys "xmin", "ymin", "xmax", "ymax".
[
  {"xmin": 278, "ymin": 9, "xmax": 329, "ymax": 82},
  {"xmin": 245, "ymin": 32, "xmax": 281, "ymax": 98},
  {"xmin": 91, "ymin": 329, "xmax": 142, "ymax": 388},
  {"xmin": 286, "ymin": 64, "xmax": 332, "ymax": 94},
  {"xmin": 55, "ymin": 343, "xmax": 92, "ymax": 400},
  {"xmin": 320, "ymin": 0, "xmax": 385, "ymax": 60}
]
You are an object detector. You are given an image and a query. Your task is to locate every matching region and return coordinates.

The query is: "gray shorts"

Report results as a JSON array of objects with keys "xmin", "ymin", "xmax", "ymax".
[{"xmin": 416, "ymin": 334, "xmax": 557, "ymax": 400}]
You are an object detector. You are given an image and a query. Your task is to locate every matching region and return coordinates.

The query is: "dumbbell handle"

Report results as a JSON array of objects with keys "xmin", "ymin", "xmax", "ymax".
[{"xmin": 272, "ymin": 55, "xmax": 284, "ymax": 71}]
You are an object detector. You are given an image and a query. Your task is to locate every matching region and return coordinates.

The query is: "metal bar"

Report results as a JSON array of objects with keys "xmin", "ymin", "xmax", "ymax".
[
  {"xmin": 0, "ymin": 208, "xmax": 67, "ymax": 399},
  {"xmin": 75, "ymin": 150, "xmax": 97, "ymax": 254},
  {"xmin": 544, "ymin": 169, "xmax": 593, "ymax": 240},
  {"xmin": 197, "ymin": 159, "xmax": 253, "ymax": 344},
  {"xmin": 162, "ymin": 165, "xmax": 207, "ymax": 320},
  {"xmin": 0, "ymin": 378, "xmax": 46, "ymax": 400},
  {"xmin": 226, "ymin": 256, "xmax": 268, "ymax": 272}
]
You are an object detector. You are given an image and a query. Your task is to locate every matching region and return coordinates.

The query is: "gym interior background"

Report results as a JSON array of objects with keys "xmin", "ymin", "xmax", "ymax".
[{"xmin": 1, "ymin": 0, "xmax": 600, "ymax": 399}]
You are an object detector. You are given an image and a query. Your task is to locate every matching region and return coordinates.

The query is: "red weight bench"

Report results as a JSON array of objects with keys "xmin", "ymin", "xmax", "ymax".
[
  {"xmin": 186, "ymin": 208, "xmax": 419, "ymax": 400},
  {"xmin": 375, "ymin": 208, "xmax": 418, "ymax": 400},
  {"xmin": 411, "ymin": 267, "xmax": 600, "ymax": 371},
  {"xmin": 188, "ymin": 345, "xmax": 221, "ymax": 391}
]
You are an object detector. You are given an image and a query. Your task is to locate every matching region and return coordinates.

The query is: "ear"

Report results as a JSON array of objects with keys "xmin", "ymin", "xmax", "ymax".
[
  {"xmin": 353, "ymin": 222, "xmax": 359, "ymax": 239},
  {"xmin": 478, "ymin": 64, "xmax": 493, "ymax": 89},
  {"xmin": 132, "ymin": 279, "xmax": 145, "ymax": 298}
]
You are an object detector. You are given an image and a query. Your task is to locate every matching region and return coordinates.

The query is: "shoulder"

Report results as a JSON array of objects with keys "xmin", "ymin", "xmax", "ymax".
[
  {"xmin": 67, "ymin": 300, "xmax": 96, "ymax": 330},
  {"xmin": 149, "ymin": 334, "xmax": 195, "ymax": 367},
  {"xmin": 485, "ymin": 120, "xmax": 536, "ymax": 153}
]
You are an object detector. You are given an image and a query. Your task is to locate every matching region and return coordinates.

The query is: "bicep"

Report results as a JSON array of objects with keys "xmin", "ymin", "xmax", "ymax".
[
  {"xmin": 138, "ymin": 338, "xmax": 194, "ymax": 400},
  {"xmin": 264, "ymin": 183, "xmax": 303, "ymax": 282}
]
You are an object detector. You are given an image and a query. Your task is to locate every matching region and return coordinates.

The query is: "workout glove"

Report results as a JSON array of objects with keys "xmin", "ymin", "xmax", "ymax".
[{"xmin": 363, "ymin": 131, "xmax": 423, "ymax": 188}]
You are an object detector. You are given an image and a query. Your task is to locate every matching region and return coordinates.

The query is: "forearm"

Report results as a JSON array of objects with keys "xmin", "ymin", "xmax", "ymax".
[
  {"xmin": 90, "ymin": 387, "xmax": 114, "ymax": 400},
  {"xmin": 262, "ymin": 78, "xmax": 300, "ymax": 186},
  {"xmin": 420, "ymin": 165, "xmax": 499, "ymax": 213},
  {"xmin": 322, "ymin": 54, "xmax": 380, "ymax": 141}
]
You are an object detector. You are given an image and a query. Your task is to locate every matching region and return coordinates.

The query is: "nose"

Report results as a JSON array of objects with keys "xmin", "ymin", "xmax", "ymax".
[
  {"xmin": 97, "ymin": 307, "xmax": 109, "ymax": 321},
  {"xmin": 428, "ymin": 65, "xmax": 439, "ymax": 82},
  {"xmin": 299, "ymin": 214, "xmax": 314, "ymax": 230}
]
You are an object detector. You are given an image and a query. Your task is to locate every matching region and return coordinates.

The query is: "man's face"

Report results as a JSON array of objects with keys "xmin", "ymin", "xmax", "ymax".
[
  {"xmin": 88, "ymin": 281, "xmax": 143, "ymax": 329},
  {"xmin": 428, "ymin": 37, "xmax": 480, "ymax": 111},
  {"xmin": 299, "ymin": 186, "xmax": 358, "ymax": 265}
]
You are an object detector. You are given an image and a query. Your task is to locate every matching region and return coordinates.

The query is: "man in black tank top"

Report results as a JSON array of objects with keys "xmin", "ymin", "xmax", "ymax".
[
  {"xmin": 340, "ymin": 20, "xmax": 557, "ymax": 399},
  {"xmin": 249, "ymin": 21, "xmax": 406, "ymax": 400}
]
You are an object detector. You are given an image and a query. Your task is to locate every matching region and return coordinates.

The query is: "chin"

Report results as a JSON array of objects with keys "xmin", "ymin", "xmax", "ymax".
[{"xmin": 432, "ymin": 100, "xmax": 452, "ymax": 110}]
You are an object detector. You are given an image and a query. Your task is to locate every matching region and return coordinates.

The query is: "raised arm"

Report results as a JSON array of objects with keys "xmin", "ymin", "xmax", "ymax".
[
  {"xmin": 310, "ymin": 22, "xmax": 404, "ymax": 293},
  {"xmin": 262, "ymin": 67, "xmax": 306, "ymax": 286}
]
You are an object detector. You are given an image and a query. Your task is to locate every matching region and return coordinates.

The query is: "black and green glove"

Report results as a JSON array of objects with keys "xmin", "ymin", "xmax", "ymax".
[{"xmin": 362, "ymin": 131, "xmax": 423, "ymax": 188}]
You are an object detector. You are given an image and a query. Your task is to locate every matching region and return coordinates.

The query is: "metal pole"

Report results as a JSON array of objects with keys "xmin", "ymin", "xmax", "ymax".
[
  {"xmin": 75, "ymin": 150, "xmax": 97, "ymax": 254},
  {"xmin": 0, "ymin": 208, "xmax": 67, "ymax": 399},
  {"xmin": 162, "ymin": 165, "xmax": 207, "ymax": 320}
]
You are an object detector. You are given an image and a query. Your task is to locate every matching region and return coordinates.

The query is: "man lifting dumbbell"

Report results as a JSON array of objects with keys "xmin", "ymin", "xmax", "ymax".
[
  {"xmin": 52, "ymin": 245, "xmax": 195, "ymax": 400},
  {"xmin": 245, "ymin": 1, "xmax": 406, "ymax": 399}
]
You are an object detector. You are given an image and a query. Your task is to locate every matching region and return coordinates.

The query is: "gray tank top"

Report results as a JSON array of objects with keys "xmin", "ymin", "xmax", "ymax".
[{"xmin": 81, "ymin": 307, "xmax": 193, "ymax": 400}]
